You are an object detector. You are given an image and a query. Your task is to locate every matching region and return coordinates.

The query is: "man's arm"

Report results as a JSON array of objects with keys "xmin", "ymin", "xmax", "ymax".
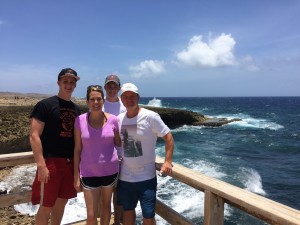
[
  {"xmin": 160, "ymin": 132, "xmax": 174, "ymax": 175},
  {"xmin": 29, "ymin": 118, "xmax": 49, "ymax": 183}
]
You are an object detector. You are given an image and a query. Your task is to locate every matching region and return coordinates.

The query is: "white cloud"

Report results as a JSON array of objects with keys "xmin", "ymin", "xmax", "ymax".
[
  {"xmin": 129, "ymin": 60, "xmax": 166, "ymax": 78},
  {"xmin": 176, "ymin": 33, "xmax": 236, "ymax": 67}
]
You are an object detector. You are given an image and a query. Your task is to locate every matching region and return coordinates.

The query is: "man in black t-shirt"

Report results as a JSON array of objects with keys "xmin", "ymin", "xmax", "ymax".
[{"xmin": 30, "ymin": 68, "xmax": 80, "ymax": 225}]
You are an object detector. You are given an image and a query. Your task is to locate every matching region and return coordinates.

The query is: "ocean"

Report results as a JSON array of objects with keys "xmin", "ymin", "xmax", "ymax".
[{"xmin": 1, "ymin": 97, "xmax": 299, "ymax": 224}]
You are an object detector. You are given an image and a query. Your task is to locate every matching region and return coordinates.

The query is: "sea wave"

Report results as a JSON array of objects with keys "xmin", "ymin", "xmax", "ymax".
[
  {"xmin": 145, "ymin": 97, "xmax": 163, "ymax": 107},
  {"xmin": 218, "ymin": 113, "xmax": 284, "ymax": 130},
  {"xmin": 154, "ymin": 155, "xmax": 230, "ymax": 220},
  {"xmin": 239, "ymin": 167, "xmax": 266, "ymax": 196},
  {"xmin": 171, "ymin": 125, "xmax": 204, "ymax": 133}
]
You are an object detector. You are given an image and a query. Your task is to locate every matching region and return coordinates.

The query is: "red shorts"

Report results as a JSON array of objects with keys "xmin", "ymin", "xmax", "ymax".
[{"xmin": 31, "ymin": 158, "xmax": 77, "ymax": 207}]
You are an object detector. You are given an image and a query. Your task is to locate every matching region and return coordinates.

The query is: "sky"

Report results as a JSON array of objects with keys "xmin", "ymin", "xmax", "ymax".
[{"xmin": 1, "ymin": 1, "xmax": 300, "ymax": 97}]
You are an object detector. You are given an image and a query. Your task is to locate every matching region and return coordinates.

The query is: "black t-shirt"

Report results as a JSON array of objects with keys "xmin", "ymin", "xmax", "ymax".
[{"xmin": 30, "ymin": 96, "xmax": 81, "ymax": 158}]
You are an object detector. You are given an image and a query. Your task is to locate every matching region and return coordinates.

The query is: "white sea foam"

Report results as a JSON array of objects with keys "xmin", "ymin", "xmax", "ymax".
[
  {"xmin": 239, "ymin": 167, "xmax": 266, "ymax": 196},
  {"xmin": 0, "ymin": 165, "xmax": 36, "ymax": 193},
  {"xmin": 158, "ymin": 157, "xmax": 231, "ymax": 220},
  {"xmin": 218, "ymin": 113, "xmax": 284, "ymax": 130},
  {"xmin": 14, "ymin": 203, "xmax": 39, "ymax": 216},
  {"xmin": 171, "ymin": 125, "xmax": 204, "ymax": 133},
  {"xmin": 146, "ymin": 98, "xmax": 162, "ymax": 107},
  {"xmin": 13, "ymin": 193, "xmax": 88, "ymax": 224},
  {"xmin": 182, "ymin": 158, "xmax": 226, "ymax": 179}
]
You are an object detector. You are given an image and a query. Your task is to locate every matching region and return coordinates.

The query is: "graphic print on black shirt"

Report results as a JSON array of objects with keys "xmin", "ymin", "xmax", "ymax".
[{"xmin": 60, "ymin": 107, "xmax": 77, "ymax": 138}]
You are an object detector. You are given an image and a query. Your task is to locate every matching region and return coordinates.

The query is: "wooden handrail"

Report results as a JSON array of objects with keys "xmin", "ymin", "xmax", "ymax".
[
  {"xmin": 1, "ymin": 152, "xmax": 300, "ymax": 225},
  {"xmin": 0, "ymin": 152, "xmax": 35, "ymax": 167}
]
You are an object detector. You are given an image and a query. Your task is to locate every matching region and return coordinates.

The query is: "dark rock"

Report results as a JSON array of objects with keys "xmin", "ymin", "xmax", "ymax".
[
  {"xmin": 143, "ymin": 106, "xmax": 241, "ymax": 128},
  {"xmin": 143, "ymin": 106, "xmax": 206, "ymax": 128},
  {"xmin": 0, "ymin": 190, "xmax": 7, "ymax": 195},
  {"xmin": 194, "ymin": 118, "xmax": 242, "ymax": 127}
]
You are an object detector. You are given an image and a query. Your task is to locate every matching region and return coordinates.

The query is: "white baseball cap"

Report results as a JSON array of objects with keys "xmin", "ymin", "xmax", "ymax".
[{"xmin": 120, "ymin": 83, "xmax": 139, "ymax": 95}]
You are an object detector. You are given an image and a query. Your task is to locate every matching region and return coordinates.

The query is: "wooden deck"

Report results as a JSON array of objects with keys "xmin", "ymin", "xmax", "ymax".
[{"xmin": 65, "ymin": 216, "xmax": 114, "ymax": 225}]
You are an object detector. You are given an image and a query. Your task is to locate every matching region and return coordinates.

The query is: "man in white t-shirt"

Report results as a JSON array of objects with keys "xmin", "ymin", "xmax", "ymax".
[
  {"xmin": 103, "ymin": 74, "xmax": 126, "ymax": 225},
  {"xmin": 117, "ymin": 83, "xmax": 174, "ymax": 225}
]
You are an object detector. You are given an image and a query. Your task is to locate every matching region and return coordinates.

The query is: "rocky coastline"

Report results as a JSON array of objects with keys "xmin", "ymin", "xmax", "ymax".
[{"xmin": 0, "ymin": 93, "xmax": 240, "ymax": 155}]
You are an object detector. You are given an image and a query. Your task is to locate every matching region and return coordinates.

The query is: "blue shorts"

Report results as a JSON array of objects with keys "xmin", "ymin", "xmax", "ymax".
[{"xmin": 117, "ymin": 177, "xmax": 157, "ymax": 219}]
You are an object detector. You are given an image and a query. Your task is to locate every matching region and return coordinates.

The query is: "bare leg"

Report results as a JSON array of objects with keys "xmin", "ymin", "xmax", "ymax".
[
  {"xmin": 100, "ymin": 186, "xmax": 114, "ymax": 225},
  {"xmin": 143, "ymin": 217, "xmax": 156, "ymax": 225},
  {"xmin": 84, "ymin": 188, "xmax": 101, "ymax": 225},
  {"xmin": 113, "ymin": 188, "xmax": 123, "ymax": 225},
  {"xmin": 35, "ymin": 206, "xmax": 51, "ymax": 225},
  {"xmin": 123, "ymin": 210, "xmax": 136, "ymax": 225},
  {"xmin": 51, "ymin": 198, "xmax": 68, "ymax": 225}
]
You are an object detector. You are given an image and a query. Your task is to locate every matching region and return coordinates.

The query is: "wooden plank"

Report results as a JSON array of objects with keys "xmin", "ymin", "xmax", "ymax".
[
  {"xmin": 0, "ymin": 152, "xmax": 35, "ymax": 167},
  {"xmin": 0, "ymin": 191, "xmax": 31, "ymax": 207}
]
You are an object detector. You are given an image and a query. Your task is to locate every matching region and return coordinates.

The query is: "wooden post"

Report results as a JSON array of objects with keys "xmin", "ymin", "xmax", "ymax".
[{"xmin": 204, "ymin": 190, "xmax": 224, "ymax": 225}]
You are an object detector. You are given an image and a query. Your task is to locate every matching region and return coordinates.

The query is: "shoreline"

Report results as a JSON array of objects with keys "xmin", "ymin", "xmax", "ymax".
[{"xmin": 0, "ymin": 92, "xmax": 85, "ymax": 107}]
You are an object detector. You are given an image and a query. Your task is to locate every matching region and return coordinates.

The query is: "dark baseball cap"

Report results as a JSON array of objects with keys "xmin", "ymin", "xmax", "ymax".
[
  {"xmin": 104, "ymin": 74, "xmax": 120, "ymax": 86},
  {"xmin": 58, "ymin": 68, "xmax": 80, "ymax": 81}
]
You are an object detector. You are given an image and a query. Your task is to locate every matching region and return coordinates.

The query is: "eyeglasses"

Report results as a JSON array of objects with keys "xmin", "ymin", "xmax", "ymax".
[{"xmin": 87, "ymin": 85, "xmax": 103, "ymax": 91}]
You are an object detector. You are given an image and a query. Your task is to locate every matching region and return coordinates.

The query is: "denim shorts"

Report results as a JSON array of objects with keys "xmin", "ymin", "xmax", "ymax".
[{"xmin": 117, "ymin": 177, "xmax": 157, "ymax": 218}]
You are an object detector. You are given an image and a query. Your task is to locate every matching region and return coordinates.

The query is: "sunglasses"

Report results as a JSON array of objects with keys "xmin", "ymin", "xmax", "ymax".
[
  {"xmin": 64, "ymin": 72, "xmax": 75, "ymax": 76},
  {"xmin": 87, "ymin": 85, "xmax": 103, "ymax": 91}
]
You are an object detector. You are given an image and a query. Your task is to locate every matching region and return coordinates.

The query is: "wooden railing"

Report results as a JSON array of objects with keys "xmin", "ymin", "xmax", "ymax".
[{"xmin": 0, "ymin": 152, "xmax": 300, "ymax": 225}]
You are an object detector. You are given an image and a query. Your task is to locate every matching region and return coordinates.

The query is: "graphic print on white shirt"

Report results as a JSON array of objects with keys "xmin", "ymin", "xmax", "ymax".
[{"xmin": 121, "ymin": 125, "xmax": 143, "ymax": 157}]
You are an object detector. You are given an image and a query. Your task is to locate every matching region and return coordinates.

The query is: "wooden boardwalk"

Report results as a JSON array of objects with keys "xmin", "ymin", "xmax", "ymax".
[{"xmin": 65, "ymin": 214, "xmax": 115, "ymax": 225}]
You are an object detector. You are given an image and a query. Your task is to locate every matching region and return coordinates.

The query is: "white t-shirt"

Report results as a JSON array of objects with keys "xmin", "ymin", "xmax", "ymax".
[
  {"xmin": 118, "ymin": 108, "xmax": 170, "ymax": 182},
  {"xmin": 103, "ymin": 97, "xmax": 126, "ymax": 116}
]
